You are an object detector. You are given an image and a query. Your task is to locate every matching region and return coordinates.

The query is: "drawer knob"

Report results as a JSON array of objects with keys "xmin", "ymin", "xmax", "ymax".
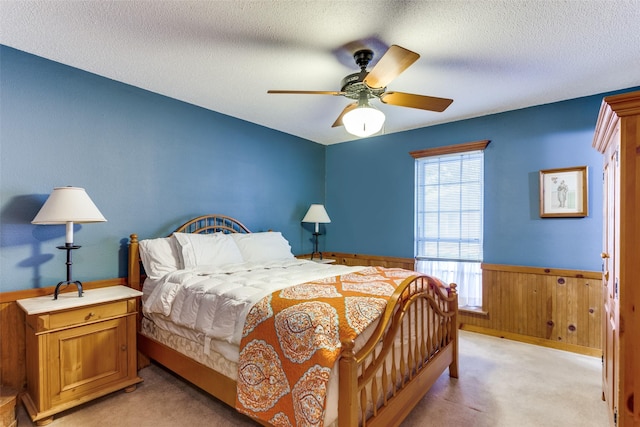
[
  {"xmin": 85, "ymin": 312, "xmax": 96, "ymax": 320},
  {"xmin": 121, "ymin": 345, "xmax": 127, "ymax": 352}
]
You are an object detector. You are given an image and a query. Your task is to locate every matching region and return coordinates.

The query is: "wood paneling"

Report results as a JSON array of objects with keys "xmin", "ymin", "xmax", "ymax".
[
  {"xmin": 324, "ymin": 252, "xmax": 416, "ymax": 270},
  {"xmin": 0, "ymin": 302, "xmax": 25, "ymax": 391},
  {"xmin": 309, "ymin": 255, "xmax": 602, "ymax": 355},
  {"xmin": 460, "ymin": 264, "xmax": 602, "ymax": 356},
  {"xmin": 2, "ymin": 261, "xmax": 602, "ymax": 394},
  {"xmin": 0, "ymin": 278, "xmax": 125, "ymax": 391},
  {"xmin": 304, "ymin": 255, "xmax": 602, "ymax": 355}
]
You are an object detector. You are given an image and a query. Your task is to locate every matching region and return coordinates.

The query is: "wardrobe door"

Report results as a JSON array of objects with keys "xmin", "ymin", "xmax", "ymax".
[
  {"xmin": 601, "ymin": 135, "xmax": 619, "ymax": 426},
  {"xmin": 594, "ymin": 90, "xmax": 640, "ymax": 427}
]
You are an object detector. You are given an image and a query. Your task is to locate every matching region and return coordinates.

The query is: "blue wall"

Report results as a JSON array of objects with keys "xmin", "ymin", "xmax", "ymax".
[
  {"xmin": 325, "ymin": 91, "xmax": 638, "ymax": 272},
  {"xmin": 1, "ymin": 45, "xmax": 636, "ymax": 292},
  {"xmin": 0, "ymin": 46, "xmax": 325, "ymax": 292}
]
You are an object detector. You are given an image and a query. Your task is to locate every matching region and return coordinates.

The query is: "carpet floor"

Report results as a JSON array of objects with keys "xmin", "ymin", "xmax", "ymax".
[{"xmin": 16, "ymin": 330, "xmax": 609, "ymax": 426}]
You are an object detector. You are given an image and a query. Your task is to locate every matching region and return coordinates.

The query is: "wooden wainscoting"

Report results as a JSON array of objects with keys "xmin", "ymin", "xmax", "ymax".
[
  {"xmin": 308, "ymin": 255, "xmax": 602, "ymax": 356},
  {"xmin": 2, "ymin": 260, "xmax": 602, "ymax": 393},
  {"xmin": 0, "ymin": 278, "xmax": 126, "ymax": 392},
  {"xmin": 323, "ymin": 252, "xmax": 416, "ymax": 270},
  {"xmin": 460, "ymin": 263, "xmax": 602, "ymax": 356}
]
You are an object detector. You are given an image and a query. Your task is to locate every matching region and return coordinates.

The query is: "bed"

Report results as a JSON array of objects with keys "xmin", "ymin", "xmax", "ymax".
[{"xmin": 127, "ymin": 214, "xmax": 458, "ymax": 427}]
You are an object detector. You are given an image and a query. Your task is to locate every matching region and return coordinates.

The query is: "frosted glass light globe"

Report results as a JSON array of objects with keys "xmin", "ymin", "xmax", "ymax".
[{"xmin": 342, "ymin": 106, "xmax": 385, "ymax": 137}]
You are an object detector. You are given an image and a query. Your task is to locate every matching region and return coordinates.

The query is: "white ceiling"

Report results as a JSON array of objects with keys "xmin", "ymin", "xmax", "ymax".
[{"xmin": 1, "ymin": 1, "xmax": 639, "ymax": 145}]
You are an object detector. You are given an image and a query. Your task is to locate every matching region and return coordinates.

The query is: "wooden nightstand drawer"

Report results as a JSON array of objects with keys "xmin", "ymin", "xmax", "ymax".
[{"xmin": 47, "ymin": 300, "xmax": 128, "ymax": 330}]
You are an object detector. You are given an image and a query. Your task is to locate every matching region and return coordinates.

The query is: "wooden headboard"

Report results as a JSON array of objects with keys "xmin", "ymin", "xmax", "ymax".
[
  {"xmin": 172, "ymin": 214, "xmax": 251, "ymax": 235},
  {"xmin": 127, "ymin": 214, "xmax": 251, "ymax": 292}
]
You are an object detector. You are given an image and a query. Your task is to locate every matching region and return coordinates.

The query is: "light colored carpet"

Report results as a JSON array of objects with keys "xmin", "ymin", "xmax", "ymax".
[{"xmin": 16, "ymin": 331, "xmax": 609, "ymax": 426}]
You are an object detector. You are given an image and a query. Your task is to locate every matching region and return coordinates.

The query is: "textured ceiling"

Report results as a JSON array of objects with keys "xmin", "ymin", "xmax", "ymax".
[{"xmin": 1, "ymin": 1, "xmax": 639, "ymax": 145}]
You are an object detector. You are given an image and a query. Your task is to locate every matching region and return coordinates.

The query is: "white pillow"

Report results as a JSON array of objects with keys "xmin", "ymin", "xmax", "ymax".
[
  {"xmin": 231, "ymin": 232, "xmax": 294, "ymax": 263},
  {"xmin": 139, "ymin": 236, "xmax": 183, "ymax": 280},
  {"xmin": 174, "ymin": 232, "xmax": 244, "ymax": 268}
]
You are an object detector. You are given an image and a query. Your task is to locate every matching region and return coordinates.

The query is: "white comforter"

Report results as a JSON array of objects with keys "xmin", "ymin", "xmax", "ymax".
[{"xmin": 143, "ymin": 259, "xmax": 364, "ymax": 346}]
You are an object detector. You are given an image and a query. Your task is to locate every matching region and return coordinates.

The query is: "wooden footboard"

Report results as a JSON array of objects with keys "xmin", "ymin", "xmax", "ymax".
[{"xmin": 339, "ymin": 275, "xmax": 458, "ymax": 427}]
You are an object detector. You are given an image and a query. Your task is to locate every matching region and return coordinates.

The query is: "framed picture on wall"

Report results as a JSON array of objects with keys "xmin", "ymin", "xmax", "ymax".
[{"xmin": 539, "ymin": 166, "xmax": 588, "ymax": 218}]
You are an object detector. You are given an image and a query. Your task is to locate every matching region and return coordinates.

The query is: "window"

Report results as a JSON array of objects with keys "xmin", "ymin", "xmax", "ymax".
[{"xmin": 411, "ymin": 140, "xmax": 489, "ymax": 308}]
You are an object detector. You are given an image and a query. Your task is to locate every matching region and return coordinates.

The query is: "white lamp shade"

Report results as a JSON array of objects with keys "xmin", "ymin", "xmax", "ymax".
[
  {"xmin": 302, "ymin": 204, "xmax": 331, "ymax": 224},
  {"xmin": 32, "ymin": 187, "xmax": 106, "ymax": 224},
  {"xmin": 342, "ymin": 105, "xmax": 385, "ymax": 137}
]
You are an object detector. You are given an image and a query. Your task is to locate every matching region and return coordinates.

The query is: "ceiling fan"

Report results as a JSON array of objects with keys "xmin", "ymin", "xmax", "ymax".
[{"xmin": 268, "ymin": 45, "xmax": 453, "ymax": 137}]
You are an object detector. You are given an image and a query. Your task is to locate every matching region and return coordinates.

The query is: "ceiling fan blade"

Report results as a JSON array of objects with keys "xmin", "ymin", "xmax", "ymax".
[
  {"xmin": 380, "ymin": 91, "xmax": 453, "ymax": 112},
  {"xmin": 363, "ymin": 45, "xmax": 420, "ymax": 89},
  {"xmin": 332, "ymin": 102, "xmax": 358, "ymax": 127},
  {"xmin": 267, "ymin": 90, "xmax": 344, "ymax": 95}
]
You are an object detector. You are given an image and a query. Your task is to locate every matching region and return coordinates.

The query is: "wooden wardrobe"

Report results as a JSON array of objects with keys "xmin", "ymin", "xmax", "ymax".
[{"xmin": 593, "ymin": 89, "xmax": 640, "ymax": 427}]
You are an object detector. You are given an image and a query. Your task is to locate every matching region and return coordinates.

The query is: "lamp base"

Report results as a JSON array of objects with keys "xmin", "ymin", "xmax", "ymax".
[
  {"xmin": 310, "ymin": 232, "xmax": 323, "ymax": 260},
  {"xmin": 53, "ymin": 280, "xmax": 83, "ymax": 300},
  {"xmin": 54, "ymin": 244, "xmax": 83, "ymax": 300}
]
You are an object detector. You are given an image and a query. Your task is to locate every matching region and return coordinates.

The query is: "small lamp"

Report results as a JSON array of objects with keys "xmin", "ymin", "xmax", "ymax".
[
  {"xmin": 301, "ymin": 204, "xmax": 331, "ymax": 260},
  {"xmin": 32, "ymin": 187, "xmax": 107, "ymax": 299},
  {"xmin": 342, "ymin": 92, "xmax": 385, "ymax": 138}
]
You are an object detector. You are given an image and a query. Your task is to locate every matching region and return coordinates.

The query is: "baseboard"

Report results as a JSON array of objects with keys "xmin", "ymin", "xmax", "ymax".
[{"xmin": 460, "ymin": 324, "xmax": 601, "ymax": 357}]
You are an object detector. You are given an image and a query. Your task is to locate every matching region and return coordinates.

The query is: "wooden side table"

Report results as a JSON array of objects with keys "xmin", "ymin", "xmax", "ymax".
[
  {"xmin": 0, "ymin": 387, "xmax": 18, "ymax": 427},
  {"xmin": 17, "ymin": 286, "xmax": 143, "ymax": 425}
]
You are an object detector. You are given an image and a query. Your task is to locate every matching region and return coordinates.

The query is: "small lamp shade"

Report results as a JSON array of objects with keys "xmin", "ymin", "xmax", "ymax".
[
  {"xmin": 32, "ymin": 187, "xmax": 106, "ymax": 225},
  {"xmin": 302, "ymin": 204, "xmax": 331, "ymax": 233}
]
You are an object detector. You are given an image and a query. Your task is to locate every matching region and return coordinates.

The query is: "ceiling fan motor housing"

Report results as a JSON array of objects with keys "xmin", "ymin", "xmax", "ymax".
[
  {"xmin": 341, "ymin": 72, "xmax": 385, "ymax": 100},
  {"xmin": 353, "ymin": 49, "xmax": 374, "ymax": 69}
]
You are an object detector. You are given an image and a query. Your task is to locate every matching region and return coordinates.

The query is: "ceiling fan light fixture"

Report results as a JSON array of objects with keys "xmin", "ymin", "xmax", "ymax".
[
  {"xmin": 268, "ymin": 44, "xmax": 452, "ymax": 139},
  {"xmin": 342, "ymin": 102, "xmax": 385, "ymax": 138}
]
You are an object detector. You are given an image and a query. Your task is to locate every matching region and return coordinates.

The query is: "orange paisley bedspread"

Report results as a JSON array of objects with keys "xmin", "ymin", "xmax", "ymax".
[{"xmin": 235, "ymin": 266, "xmax": 419, "ymax": 427}]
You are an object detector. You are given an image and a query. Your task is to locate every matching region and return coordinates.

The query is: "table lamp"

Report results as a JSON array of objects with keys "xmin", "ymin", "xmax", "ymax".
[
  {"xmin": 301, "ymin": 204, "xmax": 331, "ymax": 260},
  {"xmin": 32, "ymin": 187, "xmax": 107, "ymax": 299}
]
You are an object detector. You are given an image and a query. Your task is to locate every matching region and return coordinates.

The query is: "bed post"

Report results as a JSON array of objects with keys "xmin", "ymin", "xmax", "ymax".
[
  {"xmin": 448, "ymin": 283, "xmax": 459, "ymax": 378},
  {"xmin": 127, "ymin": 233, "xmax": 151, "ymax": 369},
  {"xmin": 338, "ymin": 340, "xmax": 358, "ymax": 427},
  {"xmin": 128, "ymin": 233, "xmax": 141, "ymax": 292}
]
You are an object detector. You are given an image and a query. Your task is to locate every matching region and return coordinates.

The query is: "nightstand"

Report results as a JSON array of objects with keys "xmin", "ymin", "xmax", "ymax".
[
  {"xmin": 0, "ymin": 387, "xmax": 18, "ymax": 427},
  {"xmin": 17, "ymin": 286, "xmax": 143, "ymax": 426}
]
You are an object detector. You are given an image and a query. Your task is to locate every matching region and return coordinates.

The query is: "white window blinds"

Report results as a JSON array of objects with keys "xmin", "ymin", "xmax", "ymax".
[{"xmin": 415, "ymin": 150, "xmax": 484, "ymax": 262}]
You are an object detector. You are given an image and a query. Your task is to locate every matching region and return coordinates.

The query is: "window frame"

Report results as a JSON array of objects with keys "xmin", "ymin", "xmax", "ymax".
[
  {"xmin": 410, "ymin": 140, "xmax": 490, "ymax": 309},
  {"xmin": 409, "ymin": 140, "xmax": 490, "ymax": 160}
]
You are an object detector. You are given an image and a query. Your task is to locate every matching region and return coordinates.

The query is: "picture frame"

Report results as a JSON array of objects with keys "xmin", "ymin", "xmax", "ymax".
[{"xmin": 539, "ymin": 166, "xmax": 588, "ymax": 218}]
